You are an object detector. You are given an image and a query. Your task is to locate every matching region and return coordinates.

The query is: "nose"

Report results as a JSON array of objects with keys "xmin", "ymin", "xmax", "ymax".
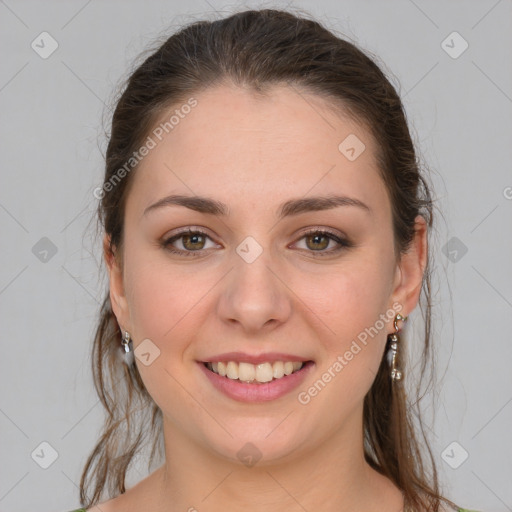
[{"xmin": 216, "ymin": 246, "xmax": 292, "ymax": 335}]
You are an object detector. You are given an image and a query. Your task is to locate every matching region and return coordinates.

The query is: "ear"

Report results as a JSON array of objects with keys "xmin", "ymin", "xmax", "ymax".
[
  {"xmin": 390, "ymin": 215, "xmax": 428, "ymax": 316},
  {"xmin": 103, "ymin": 233, "xmax": 131, "ymax": 334}
]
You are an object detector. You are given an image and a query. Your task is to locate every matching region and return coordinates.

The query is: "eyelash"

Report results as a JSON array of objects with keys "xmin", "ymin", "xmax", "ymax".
[{"xmin": 162, "ymin": 228, "xmax": 352, "ymax": 258}]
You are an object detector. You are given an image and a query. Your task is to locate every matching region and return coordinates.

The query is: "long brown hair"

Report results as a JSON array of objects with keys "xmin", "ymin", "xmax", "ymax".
[{"xmin": 81, "ymin": 8, "xmax": 458, "ymax": 510}]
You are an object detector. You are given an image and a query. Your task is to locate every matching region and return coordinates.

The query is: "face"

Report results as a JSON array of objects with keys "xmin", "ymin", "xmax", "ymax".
[{"xmin": 106, "ymin": 83, "xmax": 425, "ymax": 467}]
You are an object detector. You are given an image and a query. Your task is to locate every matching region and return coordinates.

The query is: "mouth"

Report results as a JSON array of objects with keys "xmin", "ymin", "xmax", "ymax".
[{"xmin": 202, "ymin": 360, "xmax": 314, "ymax": 384}]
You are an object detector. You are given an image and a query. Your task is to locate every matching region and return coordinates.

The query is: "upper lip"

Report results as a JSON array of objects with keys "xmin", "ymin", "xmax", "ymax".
[{"xmin": 200, "ymin": 352, "xmax": 313, "ymax": 364}]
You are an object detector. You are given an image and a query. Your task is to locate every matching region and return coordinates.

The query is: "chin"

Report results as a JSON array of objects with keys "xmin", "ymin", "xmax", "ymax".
[{"xmin": 200, "ymin": 418, "xmax": 311, "ymax": 468}]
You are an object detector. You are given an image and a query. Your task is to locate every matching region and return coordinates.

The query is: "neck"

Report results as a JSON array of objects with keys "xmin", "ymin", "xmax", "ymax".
[{"xmin": 150, "ymin": 406, "xmax": 403, "ymax": 512}]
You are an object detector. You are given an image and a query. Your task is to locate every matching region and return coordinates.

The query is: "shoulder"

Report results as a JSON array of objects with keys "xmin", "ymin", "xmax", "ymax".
[
  {"xmin": 66, "ymin": 506, "xmax": 114, "ymax": 512},
  {"xmin": 453, "ymin": 505, "xmax": 482, "ymax": 512},
  {"xmin": 66, "ymin": 488, "xmax": 138, "ymax": 512},
  {"xmin": 438, "ymin": 502, "xmax": 482, "ymax": 512},
  {"xmin": 65, "ymin": 504, "xmax": 116, "ymax": 512}
]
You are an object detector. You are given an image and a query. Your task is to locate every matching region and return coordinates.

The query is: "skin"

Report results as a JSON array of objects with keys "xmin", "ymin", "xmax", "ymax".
[{"xmin": 94, "ymin": 83, "xmax": 427, "ymax": 512}]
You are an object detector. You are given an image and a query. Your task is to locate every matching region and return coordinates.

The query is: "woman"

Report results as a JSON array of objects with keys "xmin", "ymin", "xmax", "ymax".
[{"xmin": 69, "ymin": 8, "xmax": 477, "ymax": 512}]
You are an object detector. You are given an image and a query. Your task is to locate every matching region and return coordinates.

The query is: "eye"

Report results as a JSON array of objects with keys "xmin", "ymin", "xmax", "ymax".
[
  {"xmin": 161, "ymin": 227, "xmax": 352, "ymax": 258},
  {"xmin": 292, "ymin": 229, "xmax": 351, "ymax": 256},
  {"xmin": 162, "ymin": 228, "xmax": 218, "ymax": 257}
]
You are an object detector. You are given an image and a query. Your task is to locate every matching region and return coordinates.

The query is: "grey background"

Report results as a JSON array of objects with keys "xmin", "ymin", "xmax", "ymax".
[{"xmin": 0, "ymin": 0, "xmax": 511, "ymax": 511}]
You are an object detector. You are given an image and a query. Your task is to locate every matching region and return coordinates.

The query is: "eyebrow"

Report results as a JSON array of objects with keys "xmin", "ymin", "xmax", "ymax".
[{"xmin": 142, "ymin": 193, "xmax": 371, "ymax": 219}]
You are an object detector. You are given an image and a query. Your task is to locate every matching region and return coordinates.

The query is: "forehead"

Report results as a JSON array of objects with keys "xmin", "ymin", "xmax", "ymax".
[{"xmin": 127, "ymin": 83, "xmax": 388, "ymax": 218}]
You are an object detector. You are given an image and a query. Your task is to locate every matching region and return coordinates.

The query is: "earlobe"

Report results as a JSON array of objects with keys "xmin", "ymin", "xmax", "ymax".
[
  {"xmin": 391, "ymin": 215, "xmax": 428, "ymax": 316},
  {"xmin": 103, "ymin": 234, "xmax": 130, "ymax": 332}
]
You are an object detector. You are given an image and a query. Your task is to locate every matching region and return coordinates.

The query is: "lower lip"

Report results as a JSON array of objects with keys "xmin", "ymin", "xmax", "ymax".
[{"xmin": 198, "ymin": 361, "xmax": 315, "ymax": 402}]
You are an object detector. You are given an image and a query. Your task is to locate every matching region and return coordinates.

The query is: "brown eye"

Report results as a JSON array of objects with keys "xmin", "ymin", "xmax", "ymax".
[
  {"xmin": 293, "ymin": 229, "xmax": 352, "ymax": 257},
  {"xmin": 162, "ymin": 229, "xmax": 218, "ymax": 257},
  {"xmin": 304, "ymin": 233, "xmax": 330, "ymax": 251},
  {"xmin": 181, "ymin": 232, "xmax": 206, "ymax": 250}
]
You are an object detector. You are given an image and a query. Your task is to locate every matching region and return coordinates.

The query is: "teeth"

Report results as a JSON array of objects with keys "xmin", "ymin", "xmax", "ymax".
[
  {"xmin": 238, "ymin": 362, "xmax": 255, "ymax": 382},
  {"xmin": 284, "ymin": 362, "xmax": 294, "ymax": 375},
  {"xmin": 273, "ymin": 361, "xmax": 284, "ymax": 379},
  {"xmin": 255, "ymin": 362, "xmax": 273, "ymax": 383},
  {"xmin": 226, "ymin": 361, "xmax": 238, "ymax": 379},
  {"xmin": 206, "ymin": 360, "xmax": 305, "ymax": 383}
]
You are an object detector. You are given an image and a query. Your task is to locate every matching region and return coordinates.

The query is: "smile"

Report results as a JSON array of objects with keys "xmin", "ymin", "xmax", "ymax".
[
  {"xmin": 199, "ymin": 359, "xmax": 315, "ymax": 402},
  {"xmin": 204, "ymin": 360, "xmax": 304, "ymax": 384}
]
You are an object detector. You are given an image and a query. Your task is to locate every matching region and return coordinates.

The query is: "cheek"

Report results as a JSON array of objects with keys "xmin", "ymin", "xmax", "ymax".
[
  {"xmin": 322, "ymin": 257, "xmax": 394, "ymax": 338},
  {"xmin": 123, "ymin": 253, "xmax": 202, "ymax": 420},
  {"xmin": 128, "ymin": 267, "xmax": 175, "ymax": 341},
  {"xmin": 309, "ymin": 254, "xmax": 395, "ymax": 393},
  {"xmin": 123, "ymin": 241, "xmax": 205, "ymax": 343}
]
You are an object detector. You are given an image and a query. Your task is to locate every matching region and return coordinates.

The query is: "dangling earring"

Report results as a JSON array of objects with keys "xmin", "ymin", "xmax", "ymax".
[
  {"xmin": 388, "ymin": 313, "xmax": 407, "ymax": 381},
  {"xmin": 121, "ymin": 330, "xmax": 134, "ymax": 366}
]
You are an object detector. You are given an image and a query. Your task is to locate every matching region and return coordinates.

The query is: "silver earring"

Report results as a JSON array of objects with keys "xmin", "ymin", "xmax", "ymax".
[
  {"xmin": 388, "ymin": 313, "xmax": 407, "ymax": 381},
  {"xmin": 121, "ymin": 330, "xmax": 134, "ymax": 366}
]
